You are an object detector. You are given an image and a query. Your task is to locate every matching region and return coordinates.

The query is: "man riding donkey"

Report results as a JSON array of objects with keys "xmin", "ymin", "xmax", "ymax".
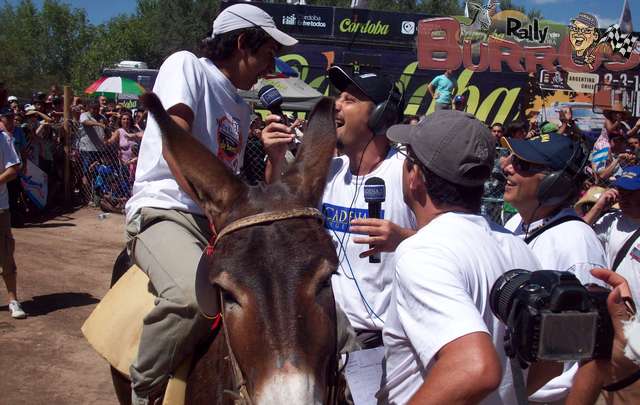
[{"xmin": 123, "ymin": 4, "xmax": 297, "ymax": 404}]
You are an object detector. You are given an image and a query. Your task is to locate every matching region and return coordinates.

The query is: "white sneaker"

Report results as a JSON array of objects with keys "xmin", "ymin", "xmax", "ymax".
[{"xmin": 8, "ymin": 300, "xmax": 26, "ymax": 319}]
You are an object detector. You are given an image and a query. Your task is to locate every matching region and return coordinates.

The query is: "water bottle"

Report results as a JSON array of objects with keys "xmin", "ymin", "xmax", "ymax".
[{"xmin": 98, "ymin": 212, "xmax": 110, "ymax": 220}]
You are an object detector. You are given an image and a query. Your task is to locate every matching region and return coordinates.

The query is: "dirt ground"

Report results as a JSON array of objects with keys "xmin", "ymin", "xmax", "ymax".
[{"xmin": 0, "ymin": 207, "xmax": 124, "ymax": 405}]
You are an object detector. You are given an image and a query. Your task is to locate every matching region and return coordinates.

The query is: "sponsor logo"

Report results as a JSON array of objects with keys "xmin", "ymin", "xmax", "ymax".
[
  {"xmin": 282, "ymin": 14, "xmax": 327, "ymax": 28},
  {"xmin": 401, "ymin": 21, "xmax": 415, "ymax": 35},
  {"xmin": 506, "ymin": 17, "xmax": 548, "ymax": 44},
  {"xmin": 216, "ymin": 115, "xmax": 242, "ymax": 172},
  {"xmin": 339, "ymin": 18, "xmax": 390, "ymax": 36},
  {"xmin": 321, "ymin": 203, "xmax": 385, "ymax": 233}
]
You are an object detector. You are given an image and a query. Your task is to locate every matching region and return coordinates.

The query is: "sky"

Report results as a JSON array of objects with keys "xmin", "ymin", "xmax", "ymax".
[{"xmin": 7, "ymin": 0, "xmax": 640, "ymax": 29}]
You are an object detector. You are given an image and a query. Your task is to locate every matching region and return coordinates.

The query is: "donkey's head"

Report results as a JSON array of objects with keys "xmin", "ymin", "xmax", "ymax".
[{"xmin": 143, "ymin": 94, "xmax": 338, "ymax": 404}]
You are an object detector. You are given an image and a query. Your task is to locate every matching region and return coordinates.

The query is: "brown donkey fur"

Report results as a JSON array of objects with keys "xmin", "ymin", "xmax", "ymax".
[{"xmin": 113, "ymin": 93, "xmax": 339, "ymax": 404}]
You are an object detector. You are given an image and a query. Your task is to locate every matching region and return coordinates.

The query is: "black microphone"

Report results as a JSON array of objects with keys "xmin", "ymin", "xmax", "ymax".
[
  {"xmin": 258, "ymin": 85, "xmax": 290, "ymax": 125},
  {"xmin": 363, "ymin": 177, "xmax": 386, "ymax": 264}
]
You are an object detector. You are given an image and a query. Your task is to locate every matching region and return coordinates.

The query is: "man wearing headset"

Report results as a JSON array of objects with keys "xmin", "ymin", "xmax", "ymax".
[
  {"xmin": 262, "ymin": 67, "xmax": 416, "ymax": 350},
  {"xmin": 501, "ymin": 133, "xmax": 607, "ymax": 404}
]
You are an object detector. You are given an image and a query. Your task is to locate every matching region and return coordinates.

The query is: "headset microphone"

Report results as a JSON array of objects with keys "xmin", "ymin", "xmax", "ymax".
[
  {"xmin": 259, "ymin": 85, "xmax": 290, "ymax": 125},
  {"xmin": 363, "ymin": 177, "xmax": 386, "ymax": 264}
]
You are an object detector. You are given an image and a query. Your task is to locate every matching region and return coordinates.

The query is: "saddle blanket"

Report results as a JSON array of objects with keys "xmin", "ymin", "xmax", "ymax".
[{"xmin": 81, "ymin": 265, "xmax": 190, "ymax": 405}]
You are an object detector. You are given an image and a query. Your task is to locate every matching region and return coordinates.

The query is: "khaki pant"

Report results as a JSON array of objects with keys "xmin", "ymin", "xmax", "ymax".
[
  {"xmin": 0, "ymin": 210, "xmax": 16, "ymax": 276},
  {"xmin": 126, "ymin": 207, "xmax": 213, "ymax": 396}
]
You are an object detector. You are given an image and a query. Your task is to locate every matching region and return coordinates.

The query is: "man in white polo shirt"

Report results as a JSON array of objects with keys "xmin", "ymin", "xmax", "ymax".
[
  {"xmin": 501, "ymin": 133, "xmax": 607, "ymax": 403},
  {"xmin": 380, "ymin": 111, "xmax": 541, "ymax": 404},
  {"xmin": 123, "ymin": 4, "xmax": 297, "ymax": 403}
]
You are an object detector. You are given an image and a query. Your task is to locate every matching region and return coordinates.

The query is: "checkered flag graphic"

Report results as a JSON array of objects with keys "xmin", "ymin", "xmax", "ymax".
[{"xmin": 600, "ymin": 24, "xmax": 640, "ymax": 58}]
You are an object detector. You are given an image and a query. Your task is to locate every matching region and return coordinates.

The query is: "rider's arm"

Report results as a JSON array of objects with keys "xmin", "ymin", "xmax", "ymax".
[{"xmin": 161, "ymin": 103, "xmax": 201, "ymax": 205}]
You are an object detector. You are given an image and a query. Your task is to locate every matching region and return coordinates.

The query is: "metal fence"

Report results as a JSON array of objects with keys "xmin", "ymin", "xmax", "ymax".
[
  {"xmin": 69, "ymin": 121, "xmax": 136, "ymax": 213},
  {"xmin": 25, "ymin": 122, "xmax": 513, "ymax": 225}
]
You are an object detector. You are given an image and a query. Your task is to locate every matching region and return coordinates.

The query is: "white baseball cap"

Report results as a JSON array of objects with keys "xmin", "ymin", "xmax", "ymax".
[
  {"xmin": 212, "ymin": 4, "xmax": 298, "ymax": 47},
  {"xmin": 7, "ymin": 96, "xmax": 17, "ymax": 103}
]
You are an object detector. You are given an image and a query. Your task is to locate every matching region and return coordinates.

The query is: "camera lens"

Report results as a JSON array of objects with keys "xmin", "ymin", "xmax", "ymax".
[{"xmin": 489, "ymin": 269, "xmax": 531, "ymax": 324}]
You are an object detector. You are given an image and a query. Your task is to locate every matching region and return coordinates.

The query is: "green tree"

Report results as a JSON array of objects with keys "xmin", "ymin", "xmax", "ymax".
[{"xmin": 0, "ymin": 0, "xmax": 92, "ymax": 98}]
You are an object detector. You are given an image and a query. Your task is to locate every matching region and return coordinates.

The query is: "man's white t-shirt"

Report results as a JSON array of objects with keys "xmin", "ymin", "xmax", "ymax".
[
  {"xmin": 125, "ymin": 51, "xmax": 250, "ymax": 221},
  {"xmin": 79, "ymin": 111, "xmax": 106, "ymax": 152},
  {"xmin": 381, "ymin": 213, "xmax": 541, "ymax": 405},
  {"xmin": 594, "ymin": 211, "xmax": 640, "ymax": 303},
  {"xmin": 321, "ymin": 148, "xmax": 416, "ymax": 331},
  {"xmin": 0, "ymin": 132, "xmax": 20, "ymax": 210},
  {"xmin": 505, "ymin": 208, "xmax": 607, "ymax": 402}
]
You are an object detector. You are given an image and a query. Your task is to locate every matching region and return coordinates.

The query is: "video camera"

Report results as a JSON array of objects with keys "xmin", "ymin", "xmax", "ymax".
[{"xmin": 490, "ymin": 270, "xmax": 613, "ymax": 365}]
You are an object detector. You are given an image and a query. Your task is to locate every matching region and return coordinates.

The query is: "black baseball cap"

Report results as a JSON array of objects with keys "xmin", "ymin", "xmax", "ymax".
[
  {"xmin": 387, "ymin": 110, "xmax": 495, "ymax": 186},
  {"xmin": 500, "ymin": 133, "xmax": 579, "ymax": 171},
  {"xmin": 328, "ymin": 66, "xmax": 393, "ymax": 104}
]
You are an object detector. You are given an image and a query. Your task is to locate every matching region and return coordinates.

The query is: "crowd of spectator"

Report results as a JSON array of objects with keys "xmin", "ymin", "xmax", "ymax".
[{"xmin": 0, "ymin": 86, "xmax": 147, "ymax": 221}]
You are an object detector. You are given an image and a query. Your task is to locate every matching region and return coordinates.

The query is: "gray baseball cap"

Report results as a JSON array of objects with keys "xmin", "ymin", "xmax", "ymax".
[{"xmin": 387, "ymin": 110, "xmax": 495, "ymax": 186}]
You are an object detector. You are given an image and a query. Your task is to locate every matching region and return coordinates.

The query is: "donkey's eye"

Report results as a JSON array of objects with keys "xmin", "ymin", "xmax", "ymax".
[{"xmin": 221, "ymin": 289, "xmax": 240, "ymax": 306}]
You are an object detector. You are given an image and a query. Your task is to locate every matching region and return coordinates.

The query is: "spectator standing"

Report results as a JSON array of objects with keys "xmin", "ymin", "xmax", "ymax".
[
  {"xmin": 501, "ymin": 133, "xmax": 607, "ymax": 403},
  {"xmin": 428, "ymin": 69, "xmax": 456, "ymax": 111},
  {"xmin": 0, "ymin": 127, "xmax": 24, "ymax": 319},
  {"xmin": 490, "ymin": 122, "xmax": 504, "ymax": 140},
  {"xmin": 594, "ymin": 132, "xmax": 635, "ymax": 183},
  {"xmin": 0, "ymin": 108, "xmax": 28, "ymax": 225},
  {"xmin": 7, "ymin": 96, "xmax": 19, "ymax": 116},
  {"xmin": 505, "ymin": 121, "xmax": 528, "ymax": 139},
  {"xmin": 557, "ymin": 106, "xmax": 582, "ymax": 140},
  {"xmin": 79, "ymin": 102, "xmax": 108, "ymax": 205},
  {"xmin": 106, "ymin": 111, "xmax": 143, "ymax": 181},
  {"xmin": 379, "ymin": 111, "xmax": 541, "ymax": 404}
]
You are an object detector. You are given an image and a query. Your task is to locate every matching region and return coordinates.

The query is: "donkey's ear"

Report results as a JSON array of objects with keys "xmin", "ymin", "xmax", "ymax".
[
  {"xmin": 281, "ymin": 97, "xmax": 336, "ymax": 206},
  {"xmin": 141, "ymin": 92, "xmax": 248, "ymax": 229}
]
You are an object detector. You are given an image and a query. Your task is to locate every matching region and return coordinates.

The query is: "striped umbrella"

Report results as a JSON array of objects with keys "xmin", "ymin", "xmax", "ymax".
[{"xmin": 85, "ymin": 76, "xmax": 145, "ymax": 95}]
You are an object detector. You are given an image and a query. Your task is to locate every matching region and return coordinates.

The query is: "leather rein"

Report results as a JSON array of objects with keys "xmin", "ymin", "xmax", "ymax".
[{"xmin": 206, "ymin": 207, "xmax": 336, "ymax": 405}]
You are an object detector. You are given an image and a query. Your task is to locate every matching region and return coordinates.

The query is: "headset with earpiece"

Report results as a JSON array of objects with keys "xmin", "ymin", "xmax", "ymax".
[
  {"xmin": 536, "ymin": 139, "xmax": 590, "ymax": 207},
  {"xmin": 368, "ymin": 81, "xmax": 405, "ymax": 136}
]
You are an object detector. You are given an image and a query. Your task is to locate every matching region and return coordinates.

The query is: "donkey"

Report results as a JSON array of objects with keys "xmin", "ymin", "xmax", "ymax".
[{"xmin": 111, "ymin": 93, "xmax": 340, "ymax": 404}]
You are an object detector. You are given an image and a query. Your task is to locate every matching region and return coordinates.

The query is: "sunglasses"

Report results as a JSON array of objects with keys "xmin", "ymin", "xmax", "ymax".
[{"xmin": 511, "ymin": 155, "xmax": 549, "ymax": 174}]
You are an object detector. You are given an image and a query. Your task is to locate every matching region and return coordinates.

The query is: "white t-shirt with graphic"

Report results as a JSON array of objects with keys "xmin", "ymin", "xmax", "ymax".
[
  {"xmin": 594, "ymin": 211, "xmax": 640, "ymax": 303},
  {"xmin": 0, "ymin": 132, "xmax": 20, "ymax": 210},
  {"xmin": 125, "ymin": 51, "xmax": 250, "ymax": 221},
  {"xmin": 381, "ymin": 213, "xmax": 541, "ymax": 405},
  {"xmin": 505, "ymin": 208, "xmax": 607, "ymax": 402},
  {"xmin": 321, "ymin": 149, "xmax": 416, "ymax": 331}
]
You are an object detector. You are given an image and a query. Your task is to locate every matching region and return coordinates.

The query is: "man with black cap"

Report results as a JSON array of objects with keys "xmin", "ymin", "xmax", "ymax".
[
  {"xmin": 263, "ymin": 66, "xmax": 416, "ymax": 349},
  {"xmin": 123, "ymin": 3, "xmax": 298, "ymax": 403},
  {"xmin": 501, "ymin": 133, "xmax": 607, "ymax": 403},
  {"xmin": 379, "ymin": 110, "xmax": 540, "ymax": 404}
]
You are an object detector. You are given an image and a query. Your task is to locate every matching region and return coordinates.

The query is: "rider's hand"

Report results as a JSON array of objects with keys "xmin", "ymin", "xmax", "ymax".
[
  {"xmin": 350, "ymin": 218, "xmax": 415, "ymax": 258},
  {"xmin": 261, "ymin": 114, "xmax": 295, "ymax": 166}
]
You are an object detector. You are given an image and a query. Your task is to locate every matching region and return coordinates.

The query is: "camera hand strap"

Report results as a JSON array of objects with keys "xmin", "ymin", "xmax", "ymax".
[{"xmin": 510, "ymin": 357, "xmax": 529, "ymax": 405}]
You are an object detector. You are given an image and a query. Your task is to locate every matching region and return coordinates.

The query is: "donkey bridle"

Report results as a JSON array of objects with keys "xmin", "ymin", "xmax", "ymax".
[{"xmin": 207, "ymin": 207, "xmax": 338, "ymax": 405}]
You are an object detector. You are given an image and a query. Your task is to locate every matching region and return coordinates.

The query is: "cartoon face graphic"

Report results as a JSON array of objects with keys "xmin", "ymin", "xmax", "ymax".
[{"xmin": 569, "ymin": 20, "xmax": 598, "ymax": 55}]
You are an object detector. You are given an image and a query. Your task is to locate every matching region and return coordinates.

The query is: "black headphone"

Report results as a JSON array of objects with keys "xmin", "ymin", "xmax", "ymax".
[
  {"xmin": 536, "ymin": 139, "xmax": 590, "ymax": 207},
  {"xmin": 368, "ymin": 81, "xmax": 404, "ymax": 136}
]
